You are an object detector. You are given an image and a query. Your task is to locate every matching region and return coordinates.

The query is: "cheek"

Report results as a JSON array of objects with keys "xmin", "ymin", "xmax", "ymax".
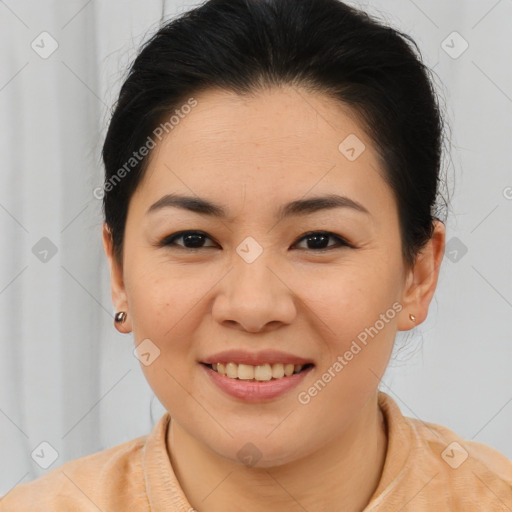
[
  {"xmin": 126, "ymin": 268, "xmax": 207, "ymax": 416},
  {"xmin": 297, "ymin": 259, "xmax": 399, "ymax": 334},
  {"xmin": 292, "ymin": 270, "xmax": 398, "ymax": 416},
  {"xmin": 125, "ymin": 257, "xmax": 204, "ymax": 335},
  {"xmin": 296, "ymin": 267, "xmax": 400, "ymax": 406}
]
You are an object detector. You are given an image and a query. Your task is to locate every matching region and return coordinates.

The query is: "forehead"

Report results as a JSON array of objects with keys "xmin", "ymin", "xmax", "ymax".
[
  {"xmin": 159, "ymin": 86, "xmax": 371, "ymax": 161},
  {"xmin": 133, "ymin": 85, "xmax": 395, "ymax": 222}
]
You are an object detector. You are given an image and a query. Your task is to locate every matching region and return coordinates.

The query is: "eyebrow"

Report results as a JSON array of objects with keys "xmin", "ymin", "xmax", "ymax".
[{"xmin": 146, "ymin": 193, "xmax": 371, "ymax": 221}]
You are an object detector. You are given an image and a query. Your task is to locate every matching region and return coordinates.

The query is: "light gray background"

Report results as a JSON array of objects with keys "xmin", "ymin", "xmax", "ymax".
[{"xmin": 1, "ymin": 0, "xmax": 511, "ymax": 496}]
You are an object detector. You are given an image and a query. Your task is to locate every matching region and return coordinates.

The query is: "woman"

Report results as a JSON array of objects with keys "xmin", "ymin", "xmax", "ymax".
[{"xmin": 2, "ymin": 0, "xmax": 511, "ymax": 510}]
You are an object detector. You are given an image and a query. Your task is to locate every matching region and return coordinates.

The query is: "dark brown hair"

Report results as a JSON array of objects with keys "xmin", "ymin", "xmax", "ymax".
[{"xmin": 101, "ymin": 0, "xmax": 449, "ymax": 268}]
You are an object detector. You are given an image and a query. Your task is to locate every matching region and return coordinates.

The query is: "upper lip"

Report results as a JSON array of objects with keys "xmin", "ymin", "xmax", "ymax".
[{"xmin": 201, "ymin": 349, "xmax": 314, "ymax": 366}]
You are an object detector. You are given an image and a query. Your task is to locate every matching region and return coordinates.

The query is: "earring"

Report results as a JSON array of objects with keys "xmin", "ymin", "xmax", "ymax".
[
  {"xmin": 115, "ymin": 311, "xmax": 127, "ymax": 324},
  {"xmin": 409, "ymin": 313, "xmax": 416, "ymax": 322}
]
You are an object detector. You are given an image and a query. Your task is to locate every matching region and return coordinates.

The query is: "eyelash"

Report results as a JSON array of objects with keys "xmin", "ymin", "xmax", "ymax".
[{"xmin": 158, "ymin": 230, "xmax": 353, "ymax": 252}]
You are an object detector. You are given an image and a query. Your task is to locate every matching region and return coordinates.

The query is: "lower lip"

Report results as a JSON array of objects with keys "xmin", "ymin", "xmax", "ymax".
[{"xmin": 201, "ymin": 363, "xmax": 314, "ymax": 402}]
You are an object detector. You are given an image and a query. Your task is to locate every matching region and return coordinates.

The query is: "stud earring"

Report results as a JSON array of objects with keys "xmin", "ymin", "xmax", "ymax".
[
  {"xmin": 409, "ymin": 313, "xmax": 416, "ymax": 322},
  {"xmin": 114, "ymin": 311, "xmax": 127, "ymax": 324}
]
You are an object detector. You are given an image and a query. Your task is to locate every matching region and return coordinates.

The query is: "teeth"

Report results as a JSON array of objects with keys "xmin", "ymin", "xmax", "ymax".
[
  {"xmin": 254, "ymin": 364, "xmax": 272, "ymax": 381},
  {"xmin": 284, "ymin": 363, "xmax": 294, "ymax": 376},
  {"xmin": 238, "ymin": 364, "xmax": 254, "ymax": 380},
  {"xmin": 226, "ymin": 362, "xmax": 238, "ymax": 379},
  {"xmin": 210, "ymin": 362, "xmax": 307, "ymax": 380},
  {"xmin": 271, "ymin": 363, "xmax": 284, "ymax": 379}
]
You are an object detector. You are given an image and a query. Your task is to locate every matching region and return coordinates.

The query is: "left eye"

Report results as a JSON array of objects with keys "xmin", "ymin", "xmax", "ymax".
[
  {"xmin": 294, "ymin": 231, "xmax": 350, "ymax": 250},
  {"xmin": 159, "ymin": 230, "xmax": 350, "ymax": 251}
]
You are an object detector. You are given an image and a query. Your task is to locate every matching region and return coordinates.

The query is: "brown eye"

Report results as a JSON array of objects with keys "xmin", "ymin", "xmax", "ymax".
[
  {"xmin": 160, "ymin": 231, "xmax": 218, "ymax": 249},
  {"xmin": 294, "ymin": 231, "xmax": 351, "ymax": 251},
  {"xmin": 158, "ymin": 230, "xmax": 351, "ymax": 251}
]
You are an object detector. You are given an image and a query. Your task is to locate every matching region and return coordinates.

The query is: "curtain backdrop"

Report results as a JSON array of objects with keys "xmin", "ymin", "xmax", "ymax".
[{"xmin": 1, "ymin": 0, "xmax": 511, "ymax": 494}]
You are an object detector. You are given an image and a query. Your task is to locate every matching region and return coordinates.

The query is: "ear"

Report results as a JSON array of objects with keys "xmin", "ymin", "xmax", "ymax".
[
  {"xmin": 102, "ymin": 223, "xmax": 131, "ymax": 333},
  {"xmin": 398, "ymin": 220, "xmax": 446, "ymax": 331}
]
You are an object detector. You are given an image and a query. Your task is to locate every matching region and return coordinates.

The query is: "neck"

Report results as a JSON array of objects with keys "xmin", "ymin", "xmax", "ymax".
[{"xmin": 167, "ymin": 393, "xmax": 388, "ymax": 512}]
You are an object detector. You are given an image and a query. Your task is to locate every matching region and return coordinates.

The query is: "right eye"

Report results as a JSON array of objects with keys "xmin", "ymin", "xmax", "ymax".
[{"xmin": 158, "ymin": 230, "xmax": 218, "ymax": 250}]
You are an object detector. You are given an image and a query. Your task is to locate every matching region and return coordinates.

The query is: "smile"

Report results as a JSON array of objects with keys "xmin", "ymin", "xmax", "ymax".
[
  {"xmin": 208, "ymin": 362, "xmax": 312, "ymax": 381},
  {"xmin": 201, "ymin": 362, "xmax": 315, "ymax": 402}
]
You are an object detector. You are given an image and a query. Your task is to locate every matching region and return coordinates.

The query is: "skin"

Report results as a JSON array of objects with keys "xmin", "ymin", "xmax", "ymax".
[{"xmin": 103, "ymin": 85, "xmax": 445, "ymax": 511}]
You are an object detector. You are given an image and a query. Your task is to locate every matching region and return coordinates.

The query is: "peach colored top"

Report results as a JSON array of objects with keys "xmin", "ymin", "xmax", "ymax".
[{"xmin": 1, "ymin": 392, "xmax": 511, "ymax": 511}]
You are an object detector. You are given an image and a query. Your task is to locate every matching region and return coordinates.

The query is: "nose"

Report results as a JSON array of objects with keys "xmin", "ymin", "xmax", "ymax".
[{"xmin": 211, "ymin": 254, "xmax": 297, "ymax": 333}]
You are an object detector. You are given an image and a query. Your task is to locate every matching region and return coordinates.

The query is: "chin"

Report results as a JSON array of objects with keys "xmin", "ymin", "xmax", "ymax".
[
  {"xmin": 198, "ymin": 427, "xmax": 318, "ymax": 470},
  {"xmin": 220, "ymin": 443, "xmax": 307, "ymax": 469}
]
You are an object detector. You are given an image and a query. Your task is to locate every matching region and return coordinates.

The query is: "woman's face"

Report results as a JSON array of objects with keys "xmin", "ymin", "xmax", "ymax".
[{"xmin": 104, "ymin": 85, "xmax": 442, "ymax": 466}]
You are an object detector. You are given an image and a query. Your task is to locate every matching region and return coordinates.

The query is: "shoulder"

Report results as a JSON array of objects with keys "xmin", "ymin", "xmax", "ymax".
[
  {"xmin": 376, "ymin": 392, "xmax": 512, "ymax": 510},
  {"xmin": 406, "ymin": 413, "xmax": 512, "ymax": 506},
  {"xmin": 0, "ymin": 434, "xmax": 149, "ymax": 512},
  {"xmin": 408, "ymin": 414, "xmax": 512, "ymax": 478}
]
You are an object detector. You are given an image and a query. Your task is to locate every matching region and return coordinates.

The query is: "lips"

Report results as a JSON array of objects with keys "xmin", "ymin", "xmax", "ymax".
[
  {"xmin": 201, "ymin": 362, "xmax": 314, "ymax": 402},
  {"xmin": 201, "ymin": 349, "xmax": 314, "ymax": 367},
  {"xmin": 199, "ymin": 349, "xmax": 315, "ymax": 401}
]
